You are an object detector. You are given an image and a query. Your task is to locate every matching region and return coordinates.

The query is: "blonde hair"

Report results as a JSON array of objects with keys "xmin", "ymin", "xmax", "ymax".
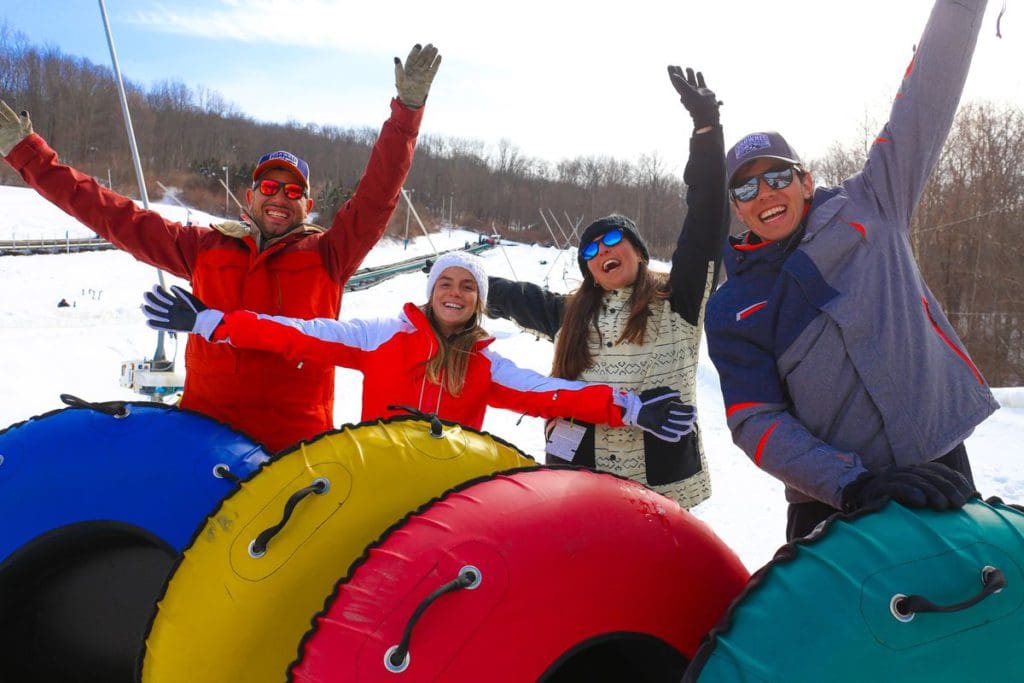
[{"xmin": 420, "ymin": 296, "xmax": 489, "ymax": 396}]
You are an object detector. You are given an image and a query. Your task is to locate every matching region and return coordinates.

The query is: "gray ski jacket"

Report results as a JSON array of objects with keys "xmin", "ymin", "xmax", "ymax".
[{"xmin": 706, "ymin": 0, "xmax": 999, "ymax": 508}]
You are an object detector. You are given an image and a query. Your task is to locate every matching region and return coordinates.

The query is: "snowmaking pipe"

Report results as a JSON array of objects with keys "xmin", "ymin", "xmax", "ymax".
[
  {"xmin": 217, "ymin": 178, "xmax": 247, "ymax": 217},
  {"xmin": 547, "ymin": 208, "xmax": 573, "ymax": 247},
  {"xmin": 538, "ymin": 209, "xmax": 563, "ymax": 250},
  {"xmin": 489, "ymin": 226, "xmax": 520, "ymax": 281},
  {"xmin": 98, "ymin": 0, "xmax": 169, "ymax": 364},
  {"xmin": 400, "ymin": 188, "xmax": 439, "ymax": 256}
]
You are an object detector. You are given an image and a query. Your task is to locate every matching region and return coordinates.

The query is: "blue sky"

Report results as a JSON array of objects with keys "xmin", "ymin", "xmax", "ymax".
[{"xmin": 2, "ymin": 1, "xmax": 1021, "ymax": 174}]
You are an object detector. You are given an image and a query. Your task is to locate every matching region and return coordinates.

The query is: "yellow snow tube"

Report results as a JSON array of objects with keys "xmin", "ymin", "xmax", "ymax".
[{"xmin": 140, "ymin": 417, "xmax": 535, "ymax": 683}]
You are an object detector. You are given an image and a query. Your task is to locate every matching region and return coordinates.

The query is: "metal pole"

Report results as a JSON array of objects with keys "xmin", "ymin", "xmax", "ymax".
[
  {"xmin": 400, "ymin": 188, "xmax": 439, "ymax": 255},
  {"xmin": 223, "ymin": 165, "xmax": 230, "ymax": 216},
  {"xmin": 538, "ymin": 208, "xmax": 563, "ymax": 249},
  {"xmin": 98, "ymin": 0, "xmax": 169, "ymax": 363},
  {"xmin": 565, "ymin": 211, "xmax": 583, "ymax": 241},
  {"xmin": 403, "ymin": 188, "xmax": 414, "ymax": 248},
  {"xmin": 216, "ymin": 178, "xmax": 246, "ymax": 215},
  {"xmin": 489, "ymin": 225, "xmax": 519, "ymax": 281},
  {"xmin": 547, "ymin": 208, "xmax": 572, "ymax": 246}
]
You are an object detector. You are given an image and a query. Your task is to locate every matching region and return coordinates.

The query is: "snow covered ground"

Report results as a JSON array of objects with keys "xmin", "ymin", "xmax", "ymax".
[{"xmin": 1, "ymin": 185, "xmax": 1021, "ymax": 572}]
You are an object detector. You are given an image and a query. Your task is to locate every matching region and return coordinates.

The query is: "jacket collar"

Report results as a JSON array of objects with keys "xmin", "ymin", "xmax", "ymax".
[{"xmin": 257, "ymin": 222, "xmax": 326, "ymax": 251}]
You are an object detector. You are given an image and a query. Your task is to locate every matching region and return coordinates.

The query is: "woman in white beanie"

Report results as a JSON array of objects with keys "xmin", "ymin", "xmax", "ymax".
[{"xmin": 141, "ymin": 252, "xmax": 695, "ymax": 442}]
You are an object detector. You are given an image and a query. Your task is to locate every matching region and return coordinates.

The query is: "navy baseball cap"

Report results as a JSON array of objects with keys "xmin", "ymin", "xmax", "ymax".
[
  {"xmin": 252, "ymin": 151, "xmax": 310, "ymax": 189},
  {"xmin": 726, "ymin": 132, "xmax": 802, "ymax": 186}
]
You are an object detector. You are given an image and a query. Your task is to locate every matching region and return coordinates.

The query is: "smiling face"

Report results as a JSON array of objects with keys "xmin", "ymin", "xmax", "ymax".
[
  {"xmin": 585, "ymin": 234, "xmax": 643, "ymax": 291},
  {"xmin": 245, "ymin": 168, "xmax": 314, "ymax": 238},
  {"xmin": 429, "ymin": 267, "xmax": 480, "ymax": 336},
  {"xmin": 730, "ymin": 158, "xmax": 814, "ymax": 242}
]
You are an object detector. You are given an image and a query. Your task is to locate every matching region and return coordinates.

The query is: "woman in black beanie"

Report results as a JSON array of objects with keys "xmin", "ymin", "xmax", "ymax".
[{"xmin": 486, "ymin": 67, "xmax": 729, "ymax": 509}]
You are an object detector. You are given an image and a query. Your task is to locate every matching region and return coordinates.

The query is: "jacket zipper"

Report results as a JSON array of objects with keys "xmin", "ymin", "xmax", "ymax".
[{"xmin": 922, "ymin": 298, "xmax": 984, "ymax": 385}]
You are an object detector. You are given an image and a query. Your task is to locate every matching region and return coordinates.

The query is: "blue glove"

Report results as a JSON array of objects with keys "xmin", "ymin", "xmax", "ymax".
[
  {"xmin": 621, "ymin": 387, "xmax": 697, "ymax": 443},
  {"xmin": 841, "ymin": 462, "xmax": 976, "ymax": 512},
  {"xmin": 142, "ymin": 285, "xmax": 222, "ymax": 339}
]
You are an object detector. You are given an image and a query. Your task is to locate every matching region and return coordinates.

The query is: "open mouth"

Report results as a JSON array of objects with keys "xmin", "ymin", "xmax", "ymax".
[
  {"xmin": 265, "ymin": 207, "xmax": 290, "ymax": 220},
  {"xmin": 759, "ymin": 205, "xmax": 787, "ymax": 224},
  {"xmin": 442, "ymin": 302, "xmax": 464, "ymax": 310},
  {"xmin": 600, "ymin": 258, "xmax": 621, "ymax": 273}
]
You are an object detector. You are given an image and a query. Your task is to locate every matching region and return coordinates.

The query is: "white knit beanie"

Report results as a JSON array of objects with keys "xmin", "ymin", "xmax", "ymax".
[{"xmin": 425, "ymin": 252, "xmax": 489, "ymax": 304}]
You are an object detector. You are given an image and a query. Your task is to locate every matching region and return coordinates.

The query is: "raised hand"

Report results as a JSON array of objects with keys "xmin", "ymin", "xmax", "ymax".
[
  {"xmin": 622, "ymin": 387, "xmax": 697, "ymax": 443},
  {"xmin": 394, "ymin": 43, "xmax": 442, "ymax": 109},
  {"xmin": 0, "ymin": 100, "xmax": 33, "ymax": 156},
  {"xmin": 666, "ymin": 66, "xmax": 721, "ymax": 130}
]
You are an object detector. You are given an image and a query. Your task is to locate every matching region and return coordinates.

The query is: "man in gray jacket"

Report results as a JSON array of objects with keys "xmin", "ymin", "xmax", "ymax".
[{"xmin": 705, "ymin": 0, "xmax": 997, "ymax": 540}]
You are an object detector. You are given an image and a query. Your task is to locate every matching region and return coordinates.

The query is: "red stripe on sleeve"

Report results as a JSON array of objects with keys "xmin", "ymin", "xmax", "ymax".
[
  {"xmin": 754, "ymin": 421, "xmax": 779, "ymax": 466},
  {"xmin": 726, "ymin": 401, "xmax": 763, "ymax": 418}
]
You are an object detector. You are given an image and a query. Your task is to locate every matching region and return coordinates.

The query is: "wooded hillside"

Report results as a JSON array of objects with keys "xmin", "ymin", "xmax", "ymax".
[{"xmin": 1, "ymin": 26, "xmax": 1020, "ymax": 385}]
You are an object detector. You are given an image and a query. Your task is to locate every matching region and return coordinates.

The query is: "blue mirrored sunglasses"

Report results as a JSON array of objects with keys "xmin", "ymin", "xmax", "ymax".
[{"xmin": 581, "ymin": 228, "xmax": 624, "ymax": 261}]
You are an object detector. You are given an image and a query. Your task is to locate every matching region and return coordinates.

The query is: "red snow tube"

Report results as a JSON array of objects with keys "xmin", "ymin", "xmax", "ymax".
[{"xmin": 290, "ymin": 467, "xmax": 749, "ymax": 682}]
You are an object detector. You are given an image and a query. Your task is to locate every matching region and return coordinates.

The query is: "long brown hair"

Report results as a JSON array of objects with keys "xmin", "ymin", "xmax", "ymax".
[
  {"xmin": 420, "ymin": 298, "xmax": 489, "ymax": 396},
  {"xmin": 551, "ymin": 260, "xmax": 670, "ymax": 379}
]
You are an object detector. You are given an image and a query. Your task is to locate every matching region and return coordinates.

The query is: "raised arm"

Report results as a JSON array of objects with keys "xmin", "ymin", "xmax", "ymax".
[
  {"xmin": 321, "ymin": 44, "xmax": 441, "ymax": 282},
  {"xmin": 854, "ymin": 0, "xmax": 987, "ymax": 228},
  {"xmin": 665, "ymin": 67, "xmax": 730, "ymax": 325},
  {"xmin": 1, "ymin": 102, "xmax": 199, "ymax": 277},
  {"xmin": 484, "ymin": 350, "xmax": 696, "ymax": 442},
  {"xmin": 486, "ymin": 276, "xmax": 566, "ymax": 340},
  {"xmin": 142, "ymin": 285, "xmax": 390, "ymax": 371}
]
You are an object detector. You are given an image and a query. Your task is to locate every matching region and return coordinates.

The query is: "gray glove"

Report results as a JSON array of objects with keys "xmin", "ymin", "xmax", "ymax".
[
  {"xmin": 394, "ymin": 43, "xmax": 442, "ymax": 109},
  {"xmin": 0, "ymin": 100, "xmax": 33, "ymax": 157}
]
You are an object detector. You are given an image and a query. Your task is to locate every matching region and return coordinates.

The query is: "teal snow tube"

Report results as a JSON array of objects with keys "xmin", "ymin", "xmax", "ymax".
[{"xmin": 686, "ymin": 498, "xmax": 1024, "ymax": 682}]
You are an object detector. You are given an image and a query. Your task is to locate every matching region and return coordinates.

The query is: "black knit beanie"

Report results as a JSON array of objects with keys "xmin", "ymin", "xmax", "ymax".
[{"xmin": 576, "ymin": 214, "xmax": 650, "ymax": 277}]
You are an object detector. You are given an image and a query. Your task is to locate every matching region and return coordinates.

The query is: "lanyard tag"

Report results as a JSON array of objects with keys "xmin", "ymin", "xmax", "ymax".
[{"xmin": 544, "ymin": 418, "xmax": 587, "ymax": 461}]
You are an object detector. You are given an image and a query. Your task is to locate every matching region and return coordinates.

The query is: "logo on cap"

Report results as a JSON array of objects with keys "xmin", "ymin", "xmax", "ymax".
[
  {"xmin": 261, "ymin": 151, "xmax": 300, "ymax": 166},
  {"xmin": 735, "ymin": 133, "xmax": 771, "ymax": 160},
  {"xmin": 253, "ymin": 150, "xmax": 310, "ymax": 187}
]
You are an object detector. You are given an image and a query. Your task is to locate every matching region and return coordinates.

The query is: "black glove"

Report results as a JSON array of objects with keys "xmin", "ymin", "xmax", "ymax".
[
  {"xmin": 841, "ymin": 462, "xmax": 977, "ymax": 512},
  {"xmin": 142, "ymin": 284, "xmax": 208, "ymax": 334},
  {"xmin": 666, "ymin": 66, "xmax": 721, "ymax": 130},
  {"xmin": 622, "ymin": 387, "xmax": 697, "ymax": 443}
]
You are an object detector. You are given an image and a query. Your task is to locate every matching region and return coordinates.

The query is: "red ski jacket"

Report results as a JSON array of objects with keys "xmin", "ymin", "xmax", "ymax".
[
  {"xmin": 209, "ymin": 303, "xmax": 629, "ymax": 430},
  {"xmin": 5, "ymin": 99, "xmax": 423, "ymax": 451}
]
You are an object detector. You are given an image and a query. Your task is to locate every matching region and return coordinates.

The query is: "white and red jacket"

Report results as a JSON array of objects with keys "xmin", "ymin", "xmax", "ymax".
[{"xmin": 208, "ymin": 303, "xmax": 630, "ymax": 430}]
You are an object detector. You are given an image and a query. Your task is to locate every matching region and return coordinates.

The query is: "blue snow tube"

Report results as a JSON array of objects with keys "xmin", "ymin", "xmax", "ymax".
[
  {"xmin": 685, "ymin": 497, "xmax": 1024, "ymax": 682},
  {"xmin": 0, "ymin": 396, "xmax": 270, "ymax": 683}
]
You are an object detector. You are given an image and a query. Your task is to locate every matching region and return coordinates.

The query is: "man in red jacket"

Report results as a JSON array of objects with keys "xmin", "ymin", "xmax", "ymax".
[{"xmin": 0, "ymin": 43, "xmax": 441, "ymax": 452}]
